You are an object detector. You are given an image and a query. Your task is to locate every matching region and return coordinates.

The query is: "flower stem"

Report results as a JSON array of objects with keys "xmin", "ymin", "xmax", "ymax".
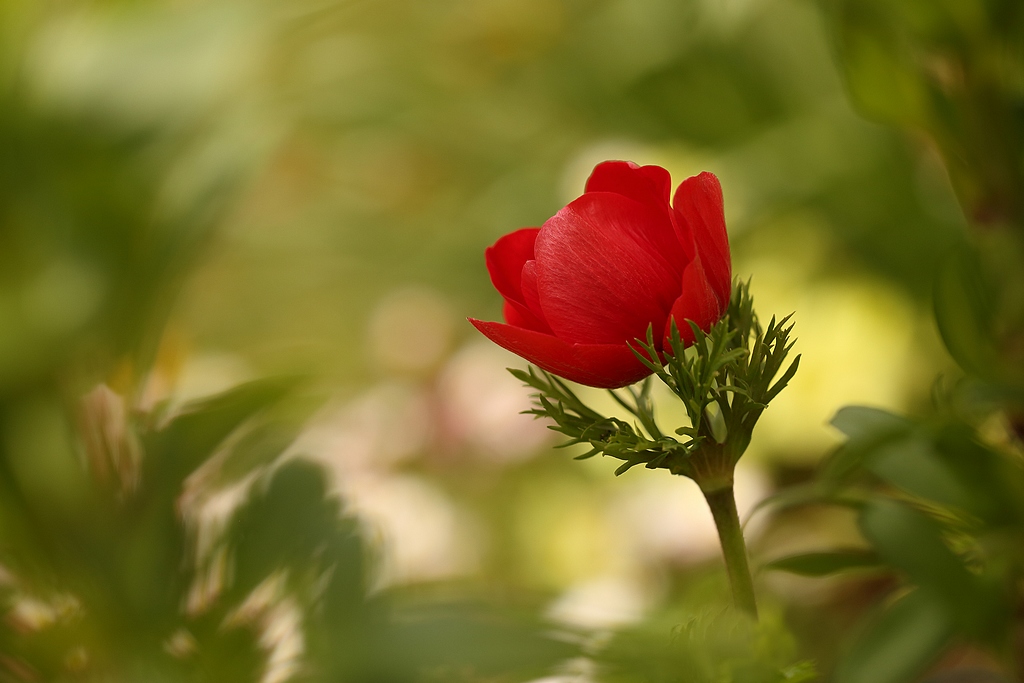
[{"xmin": 703, "ymin": 486, "xmax": 758, "ymax": 618}]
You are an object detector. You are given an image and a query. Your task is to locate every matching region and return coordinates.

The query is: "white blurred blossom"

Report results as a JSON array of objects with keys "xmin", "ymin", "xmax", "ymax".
[
  {"xmin": 290, "ymin": 381, "xmax": 431, "ymax": 476},
  {"xmin": 546, "ymin": 576, "xmax": 650, "ymax": 630},
  {"xmin": 288, "ymin": 382, "xmax": 477, "ymax": 586},
  {"xmin": 437, "ymin": 340, "xmax": 550, "ymax": 462}
]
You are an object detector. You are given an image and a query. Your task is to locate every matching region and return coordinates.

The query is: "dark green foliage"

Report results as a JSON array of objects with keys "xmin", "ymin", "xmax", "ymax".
[
  {"xmin": 762, "ymin": 550, "xmax": 880, "ymax": 577},
  {"xmin": 0, "ymin": 379, "xmax": 577, "ymax": 682},
  {"xmin": 832, "ymin": 590, "xmax": 954, "ymax": 683},
  {"xmin": 934, "ymin": 248, "xmax": 1002, "ymax": 381},
  {"xmin": 823, "ymin": 0, "xmax": 1024, "ymax": 228},
  {"xmin": 762, "ymin": 400, "xmax": 1024, "ymax": 681}
]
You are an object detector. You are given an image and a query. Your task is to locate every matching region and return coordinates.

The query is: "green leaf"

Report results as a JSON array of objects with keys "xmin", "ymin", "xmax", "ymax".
[
  {"xmin": 833, "ymin": 590, "xmax": 953, "ymax": 683},
  {"xmin": 824, "ymin": 407, "xmax": 914, "ymax": 482},
  {"xmin": 933, "ymin": 247, "xmax": 999, "ymax": 379},
  {"xmin": 827, "ymin": 407, "xmax": 1022, "ymax": 523},
  {"xmin": 859, "ymin": 499, "xmax": 1004, "ymax": 638},
  {"xmin": 207, "ymin": 418, "xmax": 304, "ymax": 489},
  {"xmin": 931, "ymin": 424, "xmax": 1024, "ymax": 524},
  {"xmin": 145, "ymin": 376, "xmax": 301, "ymax": 484},
  {"xmin": 860, "ymin": 499, "xmax": 968, "ymax": 591},
  {"xmin": 830, "ymin": 406, "xmax": 911, "ymax": 441},
  {"xmin": 226, "ymin": 459, "xmax": 357, "ymax": 602},
  {"xmin": 864, "ymin": 434, "xmax": 968, "ymax": 509},
  {"xmin": 764, "ymin": 354, "xmax": 800, "ymax": 403},
  {"xmin": 763, "ymin": 549, "xmax": 880, "ymax": 577},
  {"xmin": 186, "ymin": 611, "xmax": 265, "ymax": 682},
  {"xmin": 742, "ymin": 483, "xmax": 864, "ymax": 531}
]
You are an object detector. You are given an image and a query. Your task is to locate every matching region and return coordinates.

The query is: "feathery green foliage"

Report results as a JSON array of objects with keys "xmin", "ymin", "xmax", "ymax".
[{"xmin": 513, "ymin": 281, "xmax": 800, "ymax": 478}]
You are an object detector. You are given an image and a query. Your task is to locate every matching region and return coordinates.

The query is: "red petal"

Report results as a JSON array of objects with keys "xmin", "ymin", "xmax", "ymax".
[
  {"xmin": 673, "ymin": 172, "xmax": 732, "ymax": 308},
  {"xmin": 534, "ymin": 192, "xmax": 682, "ymax": 345},
  {"xmin": 469, "ymin": 319, "xmax": 654, "ymax": 388},
  {"xmin": 505, "ymin": 259, "xmax": 550, "ymax": 333},
  {"xmin": 663, "ymin": 256, "xmax": 723, "ymax": 348},
  {"xmin": 584, "ymin": 162, "xmax": 685, "ymax": 267},
  {"xmin": 585, "ymin": 161, "xmax": 672, "ymax": 215},
  {"xmin": 520, "ymin": 260, "xmax": 542, "ymax": 313},
  {"xmin": 503, "ymin": 299, "xmax": 550, "ymax": 334},
  {"xmin": 485, "ymin": 228, "xmax": 541, "ymax": 305}
]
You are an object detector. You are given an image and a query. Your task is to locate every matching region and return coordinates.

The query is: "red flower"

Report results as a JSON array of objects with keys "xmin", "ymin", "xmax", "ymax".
[{"xmin": 469, "ymin": 161, "xmax": 732, "ymax": 389}]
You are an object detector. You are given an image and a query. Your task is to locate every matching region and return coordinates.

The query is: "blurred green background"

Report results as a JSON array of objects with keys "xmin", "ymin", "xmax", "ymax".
[{"xmin": 1, "ymin": 0, "xmax": 1023, "ymax": 681}]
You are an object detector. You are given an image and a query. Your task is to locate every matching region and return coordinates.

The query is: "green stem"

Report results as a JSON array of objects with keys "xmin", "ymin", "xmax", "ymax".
[{"xmin": 703, "ymin": 486, "xmax": 758, "ymax": 618}]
